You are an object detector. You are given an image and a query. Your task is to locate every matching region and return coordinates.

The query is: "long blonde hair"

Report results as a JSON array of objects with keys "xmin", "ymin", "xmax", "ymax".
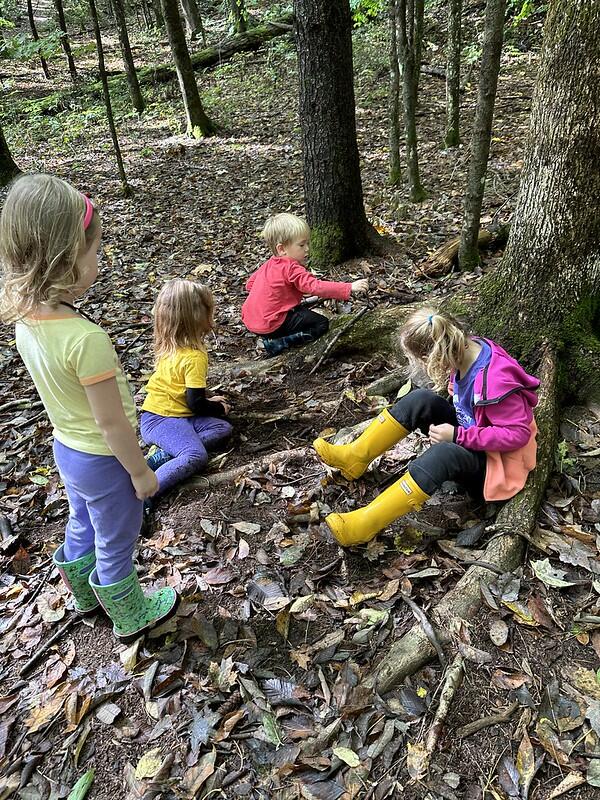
[
  {"xmin": 400, "ymin": 306, "xmax": 470, "ymax": 390},
  {"xmin": 0, "ymin": 174, "xmax": 100, "ymax": 322},
  {"xmin": 153, "ymin": 279, "xmax": 215, "ymax": 361}
]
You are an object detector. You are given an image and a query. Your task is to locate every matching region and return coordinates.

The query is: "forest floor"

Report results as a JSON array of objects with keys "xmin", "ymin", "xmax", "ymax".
[{"xmin": 1, "ymin": 7, "xmax": 600, "ymax": 800}]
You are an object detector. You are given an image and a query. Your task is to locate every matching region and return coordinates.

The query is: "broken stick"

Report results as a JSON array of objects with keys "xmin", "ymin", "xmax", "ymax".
[
  {"xmin": 309, "ymin": 306, "xmax": 371, "ymax": 375},
  {"xmin": 19, "ymin": 616, "xmax": 79, "ymax": 677}
]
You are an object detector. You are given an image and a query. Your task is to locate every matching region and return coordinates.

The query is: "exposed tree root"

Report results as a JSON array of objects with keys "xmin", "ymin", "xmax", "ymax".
[
  {"xmin": 186, "ymin": 447, "xmax": 308, "ymax": 488},
  {"xmin": 363, "ymin": 344, "xmax": 558, "ymax": 693}
]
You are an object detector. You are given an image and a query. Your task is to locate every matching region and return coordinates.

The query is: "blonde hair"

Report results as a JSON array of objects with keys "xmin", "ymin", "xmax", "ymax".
[
  {"xmin": 153, "ymin": 279, "xmax": 215, "ymax": 361},
  {"xmin": 261, "ymin": 213, "xmax": 310, "ymax": 254},
  {"xmin": 400, "ymin": 307, "xmax": 470, "ymax": 390},
  {"xmin": 0, "ymin": 174, "xmax": 100, "ymax": 322}
]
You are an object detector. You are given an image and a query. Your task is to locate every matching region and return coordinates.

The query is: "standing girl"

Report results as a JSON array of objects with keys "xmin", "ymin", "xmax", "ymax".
[
  {"xmin": 0, "ymin": 174, "xmax": 178, "ymax": 642},
  {"xmin": 140, "ymin": 279, "xmax": 233, "ymax": 498},
  {"xmin": 313, "ymin": 307, "xmax": 540, "ymax": 546}
]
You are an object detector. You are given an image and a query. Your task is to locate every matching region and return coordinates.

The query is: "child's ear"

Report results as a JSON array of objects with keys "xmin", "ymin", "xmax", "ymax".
[{"xmin": 275, "ymin": 242, "xmax": 287, "ymax": 256}]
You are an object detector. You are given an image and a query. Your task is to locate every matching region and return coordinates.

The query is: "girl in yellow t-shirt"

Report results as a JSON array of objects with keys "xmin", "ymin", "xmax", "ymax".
[
  {"xmin": 0, "ymin": 174, "xmax": 178, "ymax": 644},
  {"xmin": 140, "ymin": 279, "xmax": 233, "ymax": 499}
]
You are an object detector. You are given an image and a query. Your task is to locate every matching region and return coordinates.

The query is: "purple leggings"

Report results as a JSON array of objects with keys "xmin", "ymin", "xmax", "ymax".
[
  {"xmin": 140, "ymin": 412, "xmax": 233, "ymax": 495},
  {"xmin": 54, "ymin": 439, "xmax": 142, "ymax": 585}
]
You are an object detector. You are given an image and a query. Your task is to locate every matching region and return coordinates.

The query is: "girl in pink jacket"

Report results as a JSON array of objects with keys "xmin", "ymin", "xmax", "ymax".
[
  {"xmin": 313, "ymin": 307, "xmax": 540, "ymax": 546},
  {"xmin": 242, "ymin": 213, "xmax": 368, "ymax": 356}
]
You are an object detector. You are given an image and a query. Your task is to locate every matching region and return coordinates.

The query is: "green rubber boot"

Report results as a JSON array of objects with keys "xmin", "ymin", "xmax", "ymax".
[
  {"xmin": 52, "ymin": 545, "xmax": 100, "ymax": 615},
  {"xmin": 89, "ymin": 568, "xmax": 179, "ymax": 644}
]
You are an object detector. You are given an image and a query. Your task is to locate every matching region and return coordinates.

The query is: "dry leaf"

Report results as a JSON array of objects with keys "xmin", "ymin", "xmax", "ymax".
[{"xmin": 134, "ymin": 747, "xmax": 162, "ymax": 780}]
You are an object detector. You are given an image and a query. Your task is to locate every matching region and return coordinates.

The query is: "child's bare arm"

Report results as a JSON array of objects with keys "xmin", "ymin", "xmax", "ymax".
[{"xmin": 84, "ymin": 378, "xmax": 158, "ymax": 500}]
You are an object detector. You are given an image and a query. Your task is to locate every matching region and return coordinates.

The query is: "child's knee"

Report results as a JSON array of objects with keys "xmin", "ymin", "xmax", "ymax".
[{"xmin": 315, "ymin": 315, "xmax": 329, "ymax": 336}]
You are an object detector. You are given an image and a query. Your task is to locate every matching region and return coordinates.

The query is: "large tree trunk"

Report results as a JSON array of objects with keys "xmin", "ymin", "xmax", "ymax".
[
  {"xmin": 160, "ymin": 0, "xmax": 217, "ymax": 137},
  {"xmin": 54, "ymin": 0, "xmax": 77, "ymax": 80},
  {"xmin": 397, "ymin": 0, "xmax": 426, "ymax": 202},
  {"xmin": 458, "ymin": 0, "xmax": 506, "ymax": 269},
  {"xmin": 444, "ymin": 0, "xmax": 461, "ymax": 147},
  {"xmin": 469, "ymin": 0, "xmax": 600, "ymax": 397},
  {"xmin": 89, "ymin": 0, "xmax": 131, "ymax": 196},
  {"xmin": 0, "ymin": 124, "xmax": 20, "ymax": 187},
  {"xmin": 294, "ymin": 0, "xmax": 382, "ymax": 267},
  {"xmin": 26, "ymin": 0, "xmax": 51, "ymax": 79},
  {"xmin": 112, "ymin": 0, "xmax": 145, "ymax": 113}
]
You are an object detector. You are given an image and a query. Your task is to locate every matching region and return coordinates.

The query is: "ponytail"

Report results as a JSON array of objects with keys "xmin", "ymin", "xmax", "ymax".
[{"xmin": 399, "ymin": 307, "xmax": 469, "ymax": 390}]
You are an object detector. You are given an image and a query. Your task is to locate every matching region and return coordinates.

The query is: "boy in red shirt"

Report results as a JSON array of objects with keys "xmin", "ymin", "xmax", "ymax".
[{"xmin": 242, "ymin": 213, "xmax": 368, "ymax": 356}]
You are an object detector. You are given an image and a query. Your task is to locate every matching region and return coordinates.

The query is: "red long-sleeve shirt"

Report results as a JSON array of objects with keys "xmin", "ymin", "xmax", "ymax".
[{"xmin": 241, "ymin": 256, "xmax": 352, "ymax": 334}]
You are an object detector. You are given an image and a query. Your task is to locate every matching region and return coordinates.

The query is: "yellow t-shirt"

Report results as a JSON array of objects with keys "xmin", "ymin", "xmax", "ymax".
[
  {"xmin": 142, "ymin": 347, "xmax": 208, "ymax": 417},
  {"xmin": 15, "ymin": 313, "xmax": 137, "ymax": 456}
]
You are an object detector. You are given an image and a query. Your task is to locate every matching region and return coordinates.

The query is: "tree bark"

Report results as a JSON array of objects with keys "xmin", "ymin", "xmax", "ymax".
[
  {"xmin": 88, "ymin": 0, "xmax": 131, "ymax": 196},
  {"xmin": 458, "ymin": 0, "xmax": 506, "ymax": 269},
  {"xmin": 445, "ymin": 0, "xmax": 461, "ymax": 147},
  {"xmin": 229, "ymin": 0, "xmax": 248, "ymax": 33},
  {"xmin": 469, "ymin": 0, "xmax": 600, "ymax": 398},
  {"xmin": 53, "ymin": 0, "xmax": 77, "ymax": 80},
  {"xmin": 26, "ymin": 0, "xmax": 51, "ymax": 79},
  {"xmin": 160, "ymin": 0, "xmax": 217, "ymax": 137},
  {"xmin": 179, "ymin": 0, "xmax": 201, "ymax": 39},
  {"xmin": 388, "ymin": 0, "xmax": 402, "ymax": 185},
  {"xmin": 294, "ymin": 0, "xmax": 382, "ymax": 267},
  {"xmin": 0, "ymin": 124, "xmax": 20, "ymax": 187},
  {"xmin": 112, "ymin": 0, "xmax": 145, "ymax": 113},
  {"xmin": 150, "ymin": 0, "xmax": 165, "ymax": 27},
  {"xmin": 397, "ymin": 0, "xmax": 427, "ymax": 202}
]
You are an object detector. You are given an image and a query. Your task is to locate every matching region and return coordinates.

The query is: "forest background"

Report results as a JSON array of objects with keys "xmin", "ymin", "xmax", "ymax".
[{"xmin": 0, "ymin": 1, "xmax": 600, "ymax": 799}]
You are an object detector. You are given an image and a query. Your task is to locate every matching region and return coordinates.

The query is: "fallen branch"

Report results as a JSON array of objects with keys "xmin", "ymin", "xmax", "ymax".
[
  {"xmin": 187, "ymin": 447, "xmax": 308, "ymax": 488},
  {"xmin": 418, "ymin": 229, "xmax": 493, "ymax": 278},
  {"xmin": 456, "ymin": 699, "xmax": 519, "ymax": 738},
  {"xmin": 309, "ymin": 306, "xmax": 371, "ymax": 375},
  {"xmin": 19, "ymin": 616, "xmax": 79, "ymax": 677},
  {"xmin": 363, "ymin": 344, "xmax": 558, "ymax": 692},
  {"xmin": 365, "ymin": 368, "xmax": 406, "ymax": 397}
]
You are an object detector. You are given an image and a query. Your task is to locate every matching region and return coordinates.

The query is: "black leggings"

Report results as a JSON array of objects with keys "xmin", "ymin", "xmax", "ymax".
[
  {"xmin": 270, "ymin": 305, "xmax": 329, "ymax": 341},
  {"xmin": 389, "ymin": 388, "xmax": 486, "ymax": 497}
]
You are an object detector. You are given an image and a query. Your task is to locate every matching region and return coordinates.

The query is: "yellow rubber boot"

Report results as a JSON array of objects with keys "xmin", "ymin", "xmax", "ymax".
[
  {"xmin": 313, "ymin": 409, "xmax": 408, "ymax": 480},
  {"xmin": 325, "ymin": 471, "xmax": 429, "ymax": 546}
]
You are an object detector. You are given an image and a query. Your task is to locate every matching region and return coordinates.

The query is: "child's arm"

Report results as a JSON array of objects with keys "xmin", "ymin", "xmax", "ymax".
[
  {"xmin": 85, "ymin": 379, "xmax": 158, "ymax": 499},
  {"xmin": 185, "ymin": 388, "xmax": 229, "ymax": 417},
  {"xmin": 286, "ymin": 262, "xmax": 354, "ymax": 300},
  {"xmin": 454, "ymin": 393, "xmax": 534, "ymax": 452}
]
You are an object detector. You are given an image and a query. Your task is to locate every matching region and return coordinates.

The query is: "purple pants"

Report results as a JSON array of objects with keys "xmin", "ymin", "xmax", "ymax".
[
  {"xmin": 140, "ymin": 412, "xmax": 233, "ymax": 495},
  {"xmin": 54, "ymin": 439, "xmax": 142, "ymax": 585}
]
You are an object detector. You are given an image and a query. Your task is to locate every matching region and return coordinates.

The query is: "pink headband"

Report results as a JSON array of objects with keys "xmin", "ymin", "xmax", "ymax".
[{"xmin": 82, "ymin": 194, "xmax": 94, "ymax": 230}]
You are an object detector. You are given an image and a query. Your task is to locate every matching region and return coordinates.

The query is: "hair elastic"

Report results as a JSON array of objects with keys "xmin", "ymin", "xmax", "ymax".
[
  {"xmin": 82, "ymin": 194, "xmax": 94, "ymax": 230},
  {"xmin": 427, "ymin": 314, "xmax": 434, "ymax": 325}
]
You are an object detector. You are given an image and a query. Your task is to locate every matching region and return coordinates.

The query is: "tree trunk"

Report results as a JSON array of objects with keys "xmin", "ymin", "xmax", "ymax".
[
  {"xmin": 388, "ymin": 0, "xmax": 402, "ymax": 185},
  {"xmin": 160, "ymin": 0, "xmax": 217, "ymax": 137},
  {"xmin": 469, "ymin": 0, "xmax": 600, "ymax": 398},
  {"xmin": 444, "ymin": 0, "xmax": 461, "ymax": 147},
  {"xmin": 457, "ymin": 0, "xmax": 506, "ymax": 269},
  {"xmin": 112, "ymin": 0, "xmax": 145, "ymax": 113},
  {"xmin": 0, "ymin": 124, "xmax": 20, "ymax": 187},
  {"xmin": 397, "ymin": 0, "xmax": 426, "ymax": 202},
  {"xmin": 88, "ymin": 0, "xmax": 131, "ymax": 196},
  {"xmin": 151, "ymin": 0, "xmax": 165, "ymax": 28},
  {"xmin": 229, "ymin": 0, "xmax": 248, "ymax": 33},
  {"xmin": 54, "ymin": 0, "xmax": 77, "ymax": 80},
  {"xmin": 26, "ymin": 0, "xmax": 51, "ymax": 79},
  {"xmin": 179, "ymin": 0, "xmax": 201, "ymax": 39},
  {"xmin": 294, "ymin": 0, "xmax": 382, "ymax": 267}
]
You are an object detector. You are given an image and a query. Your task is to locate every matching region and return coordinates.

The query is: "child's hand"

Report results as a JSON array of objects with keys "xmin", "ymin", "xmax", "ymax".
[
  {"xmin": 429, "ymin": 423, "xmax": 455, "ymax": 444},
  {"xmin": 351, "ymin": 279, "xmax": 369, "ymax": 295},
  {"xmin": 211, "ymin": 395, "xmax": 231, "ymax": 415},
  {"xmin": 132, "ymin": 467, "xmax": 159, "ymax": 500}
]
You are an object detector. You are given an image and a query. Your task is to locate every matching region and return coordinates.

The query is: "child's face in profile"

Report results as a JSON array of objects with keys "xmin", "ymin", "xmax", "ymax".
[{"xmin": 277, "ymin": 236, "xmax": 310, "ymax": 266}]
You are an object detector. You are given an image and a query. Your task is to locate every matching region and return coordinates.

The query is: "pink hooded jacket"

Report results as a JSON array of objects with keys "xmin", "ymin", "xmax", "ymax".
[{"xmin": 451, "ymin": 339, "xmax": 540, "ymax": 501}]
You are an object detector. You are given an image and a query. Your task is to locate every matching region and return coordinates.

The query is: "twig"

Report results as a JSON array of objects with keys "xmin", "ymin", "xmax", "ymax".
[
  {"xmin": 19, "ymin": 616, "xmax": 79, "ymax": 677},
  {"xmin": 456, "ymin": 700, "xmax": 519, "ymax": 738},
  {"xmin": 0, "ymin": 398, "xmax": 39, "ymax": 414},
  {"xmin": 187, "ymin": 447, "xmax": 308, "ymax": 488},
  {"xmin": 118, "ymin": 329, "xmax": 146, "ymax": 357},
  {"xmin": 424, "ymin": 654, "xmax": 464, "ymax": 753},
  {"xmin": 400, "ymin": 593, "xmax": 447, "ymax": 668},
  {"xmin": 309, "ymin": 306, "xmax": 371, "ymax": 375}
]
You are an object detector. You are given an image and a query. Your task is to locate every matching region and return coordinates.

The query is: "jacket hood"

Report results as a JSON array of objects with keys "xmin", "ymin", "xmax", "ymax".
[{"xmin": 474, "ymin": 339, "xmax": 540, "ymax": 407}]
